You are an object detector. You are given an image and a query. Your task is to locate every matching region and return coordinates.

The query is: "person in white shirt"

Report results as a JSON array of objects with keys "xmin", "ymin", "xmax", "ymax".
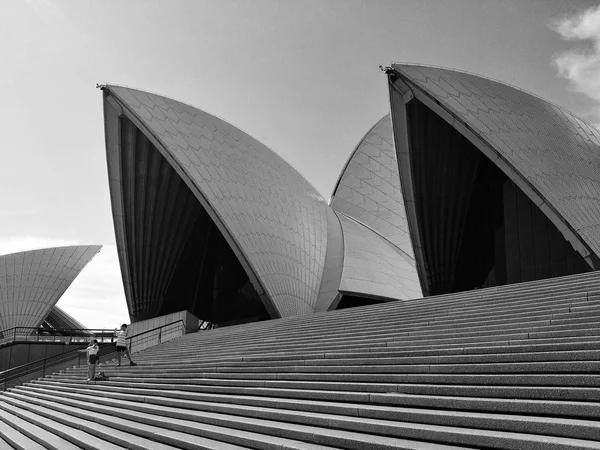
[
  {"xmin": 115, "ymin": 323, "xmax": 137, "ymax": 367},
  {"xmin": 84, "ymin": 339, "xmax": 99, "ymax": 381}
]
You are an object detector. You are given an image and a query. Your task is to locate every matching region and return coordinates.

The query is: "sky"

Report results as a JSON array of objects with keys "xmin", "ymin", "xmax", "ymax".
[{"xmin": 1, "ymin": 0, "xmax": 600, "ymax": 329}]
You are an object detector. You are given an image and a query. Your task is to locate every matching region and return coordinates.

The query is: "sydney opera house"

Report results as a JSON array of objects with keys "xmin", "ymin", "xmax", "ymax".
[
  {"xmin": 102, "ymin": 64, "xmax": 600, "ymax": 326},
  {"xmin": 0, "ymin": 246, "xmax": 101, "ymax": 333}
]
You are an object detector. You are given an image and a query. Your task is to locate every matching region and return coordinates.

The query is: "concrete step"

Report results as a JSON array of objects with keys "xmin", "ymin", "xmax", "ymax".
[
  {"xmin": 0, "ymin": 412, "xmax": 51, "ymax": 450},
  {"xmin": 45, "ymin": 368, "xmax": 600, "ymax": 389},
  {"xmin": 130, "ymin": 339, "xmax": 600, "ymax": 367},
  {"xmin": 3, "ymin": 392, "xmax": 186, "ymax": 450},
  {"xmin": 143, "ymin": 324, "xmax": 600, "ymax": 363},
  {"xmin": 20, "ymin": 380, "xmax": 600, "ymax": 422},
  {"xmin": 131, "ymin": 336, "xmax": 600, "ymax": 364},
  {"xmin": 147, "ymin": 303, "xmax": 600, "ymax": 347},
  {"xmin": 59, "ymin": 354, "xmax": 600, "ymax": 380},
  {"xmin": 143, "ymin": 296, "xmax": 600, "ymax": 347},
  {"xmin": 29, "ymin": 379, "xmax": 600, "ymax": 425},
  {"xmin": 7, "ymin": 386, "xmax": 600, "ymax": 450},
  {"xmin": 140, "ymin": 320, "xmax": 600, "ymax": 355},
  {"xmin": 156, "ymin": 308, "xmax": 600, "ymax": 341},
  {"xmin": 0, "ymin": 394, "xmax": 264, "ymax": 450},
  {"xmin": 35, "ymin": 375, "xmax": 600, "ymax": 402},
  {"xmin": 70, "ymin": 359, "xmax": 600, "ymax": 375},
  {"xmin": 0, "ymin": 435, "xmax": 15, "ymax": 450},
  {"xmin": 96, "ymin": 348, "xmax": 600, "ymax": 368},
  {"xmin": 0, "ymin": 397, "xmax": 126, "ymax": 450},
  {"xmin": 141, "ymin": 324, "xmax": 600, "ymax": 359},
  {"xmin": 1, "ymin": 391, "xmax": 471, "ymax": 450},
  {"xmin": 4, "ymin": 271, "xmax": 600, "ymax": 449}
]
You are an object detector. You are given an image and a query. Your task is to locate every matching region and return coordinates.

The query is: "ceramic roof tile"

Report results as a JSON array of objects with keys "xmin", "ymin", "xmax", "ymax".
[
  {"xmin": 107, "ymin": 86, "xmax": 331, "ymax": 317},
  {"xmin": 0, "ymin": 246, "xmax": 101, "ymax": 330},
  {"xmin": 394, "ymin": 64, "xmax": 600, "ymax": 262},
  {"xmin": 331, "ymin": 115, "xmax": 415, "ymax": 263}
]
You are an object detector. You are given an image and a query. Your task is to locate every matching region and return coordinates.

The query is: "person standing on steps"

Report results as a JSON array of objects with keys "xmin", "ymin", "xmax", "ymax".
[
  {"xmin": 115, "ymin": 323, "xmax": 137, "ymax": 367},
  {"xmin": 83, "ymin": 339, "xmax": 100, "ymax": 381}
]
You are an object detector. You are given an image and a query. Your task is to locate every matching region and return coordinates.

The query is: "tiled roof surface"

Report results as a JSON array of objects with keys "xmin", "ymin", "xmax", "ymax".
[
  {"xmin": 0, "ymin": 246, "xmax": 101, "ymax": 330},
  {"xmin": 45, "ymin": 305, "xmax": 87, "ymax": 330},
  {"xmin": 106, "ymin": 86, "xmax": 330, "ymax": 317},
  {"xmin": 331, "ymin": 115, "xmax": 414, "ymax": 260},
  {"xmin": 393, "ymin": 64, "xmax": 600, "ymax": 262},
  {"xmin": 337, "ymin": 213, "xmax": 422, "ymax": 300}
]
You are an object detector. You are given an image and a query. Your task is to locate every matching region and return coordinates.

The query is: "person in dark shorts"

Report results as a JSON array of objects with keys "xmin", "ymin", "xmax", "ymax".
[
  {"xmin": 115, "ymin": 323, "xmax": 137, "ymax": 366},
  {"xmin": 85, "ymin": 339, "xmax": 100, "ymax": 381}
]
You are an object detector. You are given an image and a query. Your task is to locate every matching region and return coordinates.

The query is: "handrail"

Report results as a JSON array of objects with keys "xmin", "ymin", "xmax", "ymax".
[
  {"xmin": 0, "ymin": 343, "xmax": 117, "ymax": 377},
  {"xmin": 126, "ymin": 320, "xmax": 186, "ymax": 354},
  {"xmin": 126, "ymin": 320, "xmax": 185, "ymax": 342},
  {"xmin": 0, "ymin": 319, "xmax": 188, "ymax": 391},
  {"xmin": 0, "ymin": 327, "xmax": 119, "ymax": 349},
  {"xmin": 0, "ymin": 345, "xmax": 85, "ymax": 377},
  {"xmin": 0, "ymin": 344, "xmax": 116, "ymax": 392},
  {"xmin": 0, "ymin": 326, "xmax": 93, "ymax": 335},
  {"xmin": 1, "ymin": 320, "xmax": 186, "ymax": 376}
]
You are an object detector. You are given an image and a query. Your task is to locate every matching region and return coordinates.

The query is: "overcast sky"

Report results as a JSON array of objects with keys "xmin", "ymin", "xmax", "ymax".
[{"xmin": 1, "ymin": 0, "xmax": 599, "ymax": 329}]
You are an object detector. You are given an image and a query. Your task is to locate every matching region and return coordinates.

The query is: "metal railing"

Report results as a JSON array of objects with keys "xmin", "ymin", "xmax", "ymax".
[
  {"xmin": 0, "ymin": 326, "xmax": 117, "ymax": 348},
  {"xmin": 0, "ymin": 319, "xmax": 187, "ymax": 391},
  {"xmin": 0, "ymin": 344, "xmax": 113, "ymax": 391},
  {"xmin": 128, "ymin": 320, "xmax": 186, "ymax": 354}
]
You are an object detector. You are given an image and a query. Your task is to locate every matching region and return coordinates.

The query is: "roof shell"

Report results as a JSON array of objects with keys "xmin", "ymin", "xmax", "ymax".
[
  {"xmin": 336, "ymin": 213, "xmax": 421, "ymax": 300},
  {"xmin": 104, "ymin": 86, "xmax": 331, "ymax": 317},
  {"xmin": 392, "ymin": 64, "xmax": 600, "ymax": 266},
  {"xmin": 0, "ymin": 245, "xmax": 101, "ymax": 330},
  {"xmin": 331, "ymin": 114, "xmax": 414, "ymax": 260},
  {"xmin": 45, "ymin": 305, "xmax": 88, "ymax": 330}
]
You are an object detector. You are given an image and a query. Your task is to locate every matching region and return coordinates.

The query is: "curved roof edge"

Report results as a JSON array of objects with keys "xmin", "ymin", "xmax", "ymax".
[
  {"xmin": 390, "ymin": 62, "xmax": 600, "ymax": 131},
  {"xmin": 389, "ymin": 64, "xmax": 600, "ymax": 270},
  {"xmin": 0, "ymin": 245, "xmax": 102, "ymax": 259},
  {"xmin": 100, "ymin": 83, "xmax": 325, "ymax": 200},
  {"xmin": 314, "ymin": 206, "xmax": 344, "ymax": 312},
  {"xmin": 330, "ymin": 114, "xmax": 390, "ymax": 201},
  {"xmin": 103, "ymin": 85, "xmax": 332, "ymax": 319},
  {"xmin": 46, "ymin": 305, "xmax": 89, "ymax": 331},
  {"xmin": 0, "ymin": 245, "xmax": 102, "ymax": 330},
  {"xmin": 330, "ymin": 114, "xmax": 415, "ymax": 261},
  {"xmin": 103, "ymin": 88, "xmax": 278, "ymax": 318}
]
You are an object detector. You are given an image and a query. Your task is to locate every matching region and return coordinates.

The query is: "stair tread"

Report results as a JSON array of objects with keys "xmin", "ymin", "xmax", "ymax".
[
  {"xmin": 34, "ymin": 376, "xmax": 600, "ymax": 402},
  {"xmin": 0, "ymin": 435, "xmax": 15, "ymax": 450},
  {"xmin": 16, "ymin": 384, "xmax": 600, "ymax": 440},
  {"xmin": 0, "ymin": 414, "xmax": 48, "ymax": 450},
  {"xmin": 9, "ymin": 384, "xmax": 600, "ymax": 448},
  {"xmin": 2, "ymin": 390, "xmax": 477, "ymax": 449},
  {"xmin": 3, "ymin": 271, "xmax": 600, "ymax": 449},
  {"xmin": 23, "ymin": 381, "xmax": 600, "ymax": 419},
  {"xmin": 0, "ymin": 397, "xmax": 126, "ymax": 450},
  {"xmin": 3, "ymin": 391, "xmax": 350, "ymax": 450}
]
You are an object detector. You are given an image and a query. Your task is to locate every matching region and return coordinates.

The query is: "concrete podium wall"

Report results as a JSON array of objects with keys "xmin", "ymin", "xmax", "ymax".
[{"xmin": 126, "ymin": 310, "xmax": 199, "ymax": 354}]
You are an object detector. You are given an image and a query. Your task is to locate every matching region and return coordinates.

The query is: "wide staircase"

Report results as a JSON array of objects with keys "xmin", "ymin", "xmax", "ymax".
[{"xmin": 1, "ymin": 271, "xmax": 600, "ymax": 449}]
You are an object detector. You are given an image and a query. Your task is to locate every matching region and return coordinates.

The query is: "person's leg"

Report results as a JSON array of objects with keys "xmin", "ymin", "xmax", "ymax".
[
  {"xmin": 88, "ymin": 361, "xmax": 93, "ymax": 380},
  {"xmin": 91, "ymin": 359, "xmax": 97, "ymax": 380},
  {"xmin": 117, "ymin": 348, "xmax": 122, "ymax": 366},
  {"xmin": 125, "ymin": 348, "xmax": 136, "ymax": 365}
]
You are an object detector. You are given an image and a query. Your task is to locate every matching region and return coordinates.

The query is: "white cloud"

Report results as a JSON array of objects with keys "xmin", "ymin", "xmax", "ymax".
[
  {"xmin": 552, "ymin": 4, "xmax": 600, "ymax": 120},
  {"xmin": 0, "ymin": 236, "xmax": 129, "ymax": 329},
  {"xmin": 554, "ymin": 4, "xmax": 600, "ymax": 40}
]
